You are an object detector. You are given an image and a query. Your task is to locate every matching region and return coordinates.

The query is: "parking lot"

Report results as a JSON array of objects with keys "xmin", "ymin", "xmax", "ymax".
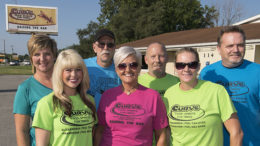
[{"xmin": 0, "ymin": 75, "xmax": 30, "ymax": 146}]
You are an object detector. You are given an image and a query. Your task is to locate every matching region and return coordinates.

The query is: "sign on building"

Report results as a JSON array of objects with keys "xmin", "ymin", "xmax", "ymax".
[{"xmin": 6, "ymin": 4, "xmax": 58, "ymax": 35}]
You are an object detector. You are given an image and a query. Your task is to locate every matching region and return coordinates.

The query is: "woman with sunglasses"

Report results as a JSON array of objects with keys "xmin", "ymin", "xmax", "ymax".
[
  {"xmin": 164, "ymin": 48, "xmax": 243, "ymax": 146},
  {"xmin": 94, "ymin": 46, "xmax": 168, "ymax": 146}
]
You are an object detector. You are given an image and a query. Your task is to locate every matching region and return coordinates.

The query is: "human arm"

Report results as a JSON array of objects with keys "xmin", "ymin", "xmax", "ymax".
[
  {"xmin": 14, "ymin": 114, "xmax": 31, "ymax": 146},
  {"xmin": 35, "ymin": 128, "xmax": 51, "ymax": 146},
  {"xmin": 155, "ymin": 127, "xmax": 167, "ymax": 146},
  {"xmin": 224, "ymin": 113, "xmax": 243, "ymax": 146},
  {"xmin": 93, "ymin": 124, "xmax": 105, "ymax": 146}
]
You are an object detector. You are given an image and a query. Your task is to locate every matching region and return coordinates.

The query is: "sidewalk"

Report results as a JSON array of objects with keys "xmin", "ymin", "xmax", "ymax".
[{"xmin": 0, "ymin": 75, "xmax": 30, "ymax": 146}]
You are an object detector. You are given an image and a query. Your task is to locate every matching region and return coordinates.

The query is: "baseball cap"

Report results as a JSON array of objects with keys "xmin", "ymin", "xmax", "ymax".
[{"xmin": 94, "ymin": 29, "xmax": 115, "ymax": 42}]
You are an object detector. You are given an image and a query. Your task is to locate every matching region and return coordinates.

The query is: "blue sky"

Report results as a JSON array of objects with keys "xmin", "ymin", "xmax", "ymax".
[{"xmin": 0, "ymin": 0, "xmax": 260, "ymax": 55}]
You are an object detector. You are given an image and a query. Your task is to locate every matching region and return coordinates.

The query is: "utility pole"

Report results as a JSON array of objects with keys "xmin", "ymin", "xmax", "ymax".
[
  {"xmin": 11, "ymin": 45, "xmax": 14, "ymax": 61},
  {"xmin": 3, "ymin": 40, "xmax": 6, "ymax": 65}
]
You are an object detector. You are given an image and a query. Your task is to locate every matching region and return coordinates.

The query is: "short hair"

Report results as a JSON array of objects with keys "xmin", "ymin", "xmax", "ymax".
[
  {"xmin": 52, "ymin": 49, "xmax": 96, "ymax": 119},
  {"xmin": 27, "ymin": 34, "xmax": 58, "ymax": 73},
  {"xmin": 114, "ymin": 46, "xmax": 142, "ymax": 68},
  {"xmin": 146, "ymin": 42, "xmax": 167, "ymax": 55},
  {"xmin": 174, "ymin": 47, "xmax": 200, "ymax": 62},
  {"xmin": 217, "ymin": 26, "xmax": 246, "ymax": 46}
]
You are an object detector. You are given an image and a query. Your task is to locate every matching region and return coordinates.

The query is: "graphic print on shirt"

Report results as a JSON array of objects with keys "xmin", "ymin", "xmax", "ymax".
[
  {"xmin": 169, "ymin": 104, "xmax": 206, "ymax": 128},
  {"xmin": 60, "ymin": 110, "xmax": 94, "ymax": 135},
  {"xmin": 90, "ymin": 76, "xmax": 119, "ymax": 94},
  {"xmin": 216, "ymin": 80, "xmax": 249, "ymax": 103},
  {"xmin": 109, "ymin": 102, "xmax": 146, "ymax": 125}
]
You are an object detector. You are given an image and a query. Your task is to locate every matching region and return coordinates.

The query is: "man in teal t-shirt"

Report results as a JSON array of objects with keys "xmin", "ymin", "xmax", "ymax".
[{"xmin": 138, "ymin": 42, "xmax": 179, "ymax": 145}]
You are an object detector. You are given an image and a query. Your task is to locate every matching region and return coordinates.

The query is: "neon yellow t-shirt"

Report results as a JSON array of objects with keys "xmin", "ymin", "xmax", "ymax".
[
  {"xmin": 164, "ymin": 80, "xmax": 236, "ymax": 146},
  {"xmin": 32, "ymin": 92, "xmax": 96, "ymax": 146},
  {"xmin": 138, "ymin": 73, "xmax": 179, "ymax": 98}
]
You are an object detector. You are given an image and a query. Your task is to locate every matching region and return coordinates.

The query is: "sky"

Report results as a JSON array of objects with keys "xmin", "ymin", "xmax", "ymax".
[{"xmin": 0, "ymin": 0, "xmax": 260, "ymax": 55}]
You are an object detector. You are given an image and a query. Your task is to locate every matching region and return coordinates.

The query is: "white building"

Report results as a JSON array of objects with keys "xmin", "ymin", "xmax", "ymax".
[{"xmin": 118, "ymin": 16, "xmax": 260, "ymax": 75}]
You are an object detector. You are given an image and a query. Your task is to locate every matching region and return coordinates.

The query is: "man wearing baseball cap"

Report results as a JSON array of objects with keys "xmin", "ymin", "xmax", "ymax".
[{"xmin": 84, "ymin": 29, "xmax": 121, "ymax": 109}]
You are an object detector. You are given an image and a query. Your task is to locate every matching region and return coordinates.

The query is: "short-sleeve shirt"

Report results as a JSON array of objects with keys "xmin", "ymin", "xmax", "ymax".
[
  {"xmin": 98, "ymin": 85, "xmax": 168, "ymax": 146},
  {"xmin": 32, "ymin": 92, "xmax": 96, "ymax": 146},
  {"xmin": 199, "ymin": 60, "xmax": 260, "ymax": 146},
  {"xmin": 164, "ymin": 80, "xmax": 236, "ymax": 146},
  {"xmin": 138, "ymin": 73, "xmax": 179, "ymax": 100},
  {"xmin": 13, "ymin": 76, "xmax": 52, "ymax": 146},
  {"xmin": 84, "ymin": 57, "xmax": 121, "ymax": 110}
]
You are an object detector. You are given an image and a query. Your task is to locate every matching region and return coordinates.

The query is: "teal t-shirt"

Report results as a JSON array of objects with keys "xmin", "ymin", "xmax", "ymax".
[
  {"xmin": 164, "ymin": 80, "xmax": 236, "ymax": 146},
  {"xmin": 32, "ymin": 92, "xmax": 96, "ymax": 146},
  {"xmin": 13, "ymin": 76, "xmax": 52, "ymax": 146}
]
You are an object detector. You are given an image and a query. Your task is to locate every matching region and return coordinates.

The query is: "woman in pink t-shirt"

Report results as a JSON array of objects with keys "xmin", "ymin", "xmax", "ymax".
[{"xmin": 94, "ymin": 46, "xmax": 168, "ymax": 146}]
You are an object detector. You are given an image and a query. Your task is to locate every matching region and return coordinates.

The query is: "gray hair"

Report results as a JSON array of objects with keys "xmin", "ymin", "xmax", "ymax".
[{"xmin": 114, "ymin": 46, "xmax": 142, "ymax": 67}]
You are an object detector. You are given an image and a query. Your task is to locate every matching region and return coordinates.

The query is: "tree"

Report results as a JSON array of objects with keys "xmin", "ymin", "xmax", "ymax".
[
  {"xmin": 211, "ymin": 0, "xmax": 244, "ymax": 26},
  {"xmin": 72, "ymin": 0, "xmax": 218, "ymax": 56},
  {"xmin": 100, "ymin": 0, "xmax": 218, "ymax": 44},
  {"xmin": 74, "ymin": 21, "xmax": 100, "ymax": 58}
]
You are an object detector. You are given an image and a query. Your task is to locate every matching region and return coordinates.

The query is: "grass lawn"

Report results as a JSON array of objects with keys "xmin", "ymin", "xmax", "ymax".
[{"xmin": 0, "ymin": 65, "xmax": 33, "ymax": 75}]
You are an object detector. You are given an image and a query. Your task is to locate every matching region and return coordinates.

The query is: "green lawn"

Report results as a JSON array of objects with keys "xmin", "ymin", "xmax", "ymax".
[{"xmin": 0, "ymin": 65, "xmax": 33, "ymax": 75}]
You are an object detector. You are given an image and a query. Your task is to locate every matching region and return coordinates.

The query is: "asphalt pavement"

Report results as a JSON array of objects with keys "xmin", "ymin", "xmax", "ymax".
[{"xmin": 0, "ymin": 75, "xmax": 30, "ymax": 146}]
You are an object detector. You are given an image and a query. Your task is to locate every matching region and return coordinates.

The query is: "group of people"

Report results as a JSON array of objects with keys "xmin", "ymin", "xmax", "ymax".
[{"xmin": 13, "ymin": 26, "xmax": 259, "ymax": 146}]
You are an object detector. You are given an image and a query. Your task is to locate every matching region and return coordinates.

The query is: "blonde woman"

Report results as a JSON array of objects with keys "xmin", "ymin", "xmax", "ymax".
[
  {"xmin": 13, "ymin": 34, "xmax": 57, "ymax": 146},
  {"xmin": 32, "ymin": 49, "xmax": 96, "ymax": 146}
]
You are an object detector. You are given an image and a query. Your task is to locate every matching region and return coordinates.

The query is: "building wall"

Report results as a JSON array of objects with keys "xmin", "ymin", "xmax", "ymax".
[
  {"xmin": 166, "ymin": 51, "xmax": 176, "ymax": 75},
  {"xmin": 255, "ymin": 45, "xmax": 260, "ymax": 64}
]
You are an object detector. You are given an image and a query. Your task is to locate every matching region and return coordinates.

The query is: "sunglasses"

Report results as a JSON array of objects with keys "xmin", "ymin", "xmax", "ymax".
[
  {"xmin": 175, "ymin": 61, "xmax": 199, "ymax": 70},
  {"xmin": 118, "ymin": 62, "xmax": 138, "ymax": 70},
  {"xmin": 98, "ymin": 41, "xmax": 115, "ymax": 48}
]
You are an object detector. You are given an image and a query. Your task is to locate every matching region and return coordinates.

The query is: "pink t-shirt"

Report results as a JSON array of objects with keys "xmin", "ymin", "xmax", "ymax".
[{"xmin": 98, "ymin": 85, "xmax": 168, "ymax": 146}]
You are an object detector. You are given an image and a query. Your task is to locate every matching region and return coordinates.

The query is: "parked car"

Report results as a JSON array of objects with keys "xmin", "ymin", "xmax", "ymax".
[
  {"xmin": 20, "ymin": 60, "xmax": 31, "ymax": 66},
  {"xmin": 9, "ymin": 60, "xmax": 19, "ymax": 66}
]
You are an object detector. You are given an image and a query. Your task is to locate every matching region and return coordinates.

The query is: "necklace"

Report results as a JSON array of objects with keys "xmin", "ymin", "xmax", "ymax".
[{"xmin": 123, "ymin": 84, "xmax": 138, "ymax": 95}]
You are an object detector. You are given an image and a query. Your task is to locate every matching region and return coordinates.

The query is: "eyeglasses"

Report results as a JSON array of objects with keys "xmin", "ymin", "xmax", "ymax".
[
  {"xmin": 97, "ymin": 41, "xmax": 115, "ymax": 48},
  {"xmin": 175, "ymin": 61, "xmax": 199, "ymax": 70},
  {"xmin": 118, "ymin": 62, "xmax": 138, "ymax": 70}
]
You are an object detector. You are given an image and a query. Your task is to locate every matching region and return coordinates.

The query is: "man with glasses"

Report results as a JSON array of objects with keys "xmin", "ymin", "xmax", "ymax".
[
  {"xmin": 84, "ymin": 29, "xmax": 121, "ymax": 109},
  {"xmin": 200, "ymin": 26, "xmax": 260, "ymax": 146}
]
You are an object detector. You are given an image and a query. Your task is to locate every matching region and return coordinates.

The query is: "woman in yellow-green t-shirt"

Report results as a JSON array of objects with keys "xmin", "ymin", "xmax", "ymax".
[
  {"xmin": 33, "ymin": 49, "xmax": 96, "ymax": 146},
  {"xmin": 164, "ymin": 47, "xmax": 243, "ymax": 146}
]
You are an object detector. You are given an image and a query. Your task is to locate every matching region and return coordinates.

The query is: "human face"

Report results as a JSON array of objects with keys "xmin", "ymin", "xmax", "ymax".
[
  {"xmin": 175, "ymin": 51, "xmax": 200, "ymax": 85},
  {"xmin": 116, "ymin": 55, "xmax": 141, "ymax": 85},
  {"xmin": 218, "ymin": 32, "xmax": 245, "ymax": 68},
  {"xmin": 62, "ymin": 68, "xmax": 83, "ymax": 95},
  {"xmin": 93, "ymin": 36, "xmax": 115, "ymax": 66},
  {"xmin": 32, "ymin": 48, "xmax": 55, "ymax": 73},
  {"xmin": 145, "ymin": 43, "xmax": 167, "ymax": 78}
]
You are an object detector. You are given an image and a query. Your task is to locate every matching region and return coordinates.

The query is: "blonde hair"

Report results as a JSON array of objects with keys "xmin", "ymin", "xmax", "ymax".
[
  {"xmin": 52, "ymin": 49, "xmax": 96, "ymax": 119},
  {"xmin": 27, "ymin": 34, "xmax": 58, "ymax": 73}
]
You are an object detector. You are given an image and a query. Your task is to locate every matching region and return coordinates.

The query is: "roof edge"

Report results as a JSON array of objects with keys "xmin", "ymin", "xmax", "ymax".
[{"xmin": 134, "ymin": 39, "xmax": 260, "ymax": 51}]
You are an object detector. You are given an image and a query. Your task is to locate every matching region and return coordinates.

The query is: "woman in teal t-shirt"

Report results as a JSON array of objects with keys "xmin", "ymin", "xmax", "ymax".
[
  {"xmin": 164, "ymin": 47, "xmax": 243, "ymax": 145},
  {"xmin": 32, "ymin": 49, "xmax": 96, "ymax": 146},
  {"xmin": 13, "ymin": 34, "xmax": 57, "ymax": 146}
]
